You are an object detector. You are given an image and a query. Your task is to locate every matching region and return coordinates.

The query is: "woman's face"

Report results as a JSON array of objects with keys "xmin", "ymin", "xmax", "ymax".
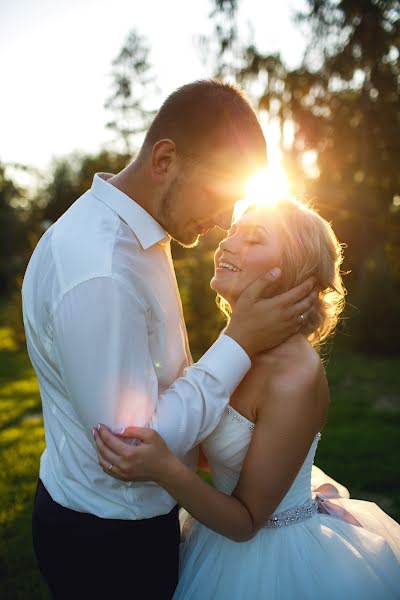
[{"xmin": 211, "ymin": 207, "xmax": 284, "ymax": 305}]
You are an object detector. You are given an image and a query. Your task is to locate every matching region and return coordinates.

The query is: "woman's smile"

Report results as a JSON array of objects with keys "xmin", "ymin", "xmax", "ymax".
[
  {"xmin": 210, "ymin": 207, "xmax": 283, "ymax": 305},
  {"xmin": 216, "ymin": 260, "xmax": 242, "ymax": 273}
]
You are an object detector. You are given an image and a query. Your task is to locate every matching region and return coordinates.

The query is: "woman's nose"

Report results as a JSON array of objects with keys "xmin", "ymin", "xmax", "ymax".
[{"xmin": 220, "ymin": 234, "xmax": 238, "ymax": 255}]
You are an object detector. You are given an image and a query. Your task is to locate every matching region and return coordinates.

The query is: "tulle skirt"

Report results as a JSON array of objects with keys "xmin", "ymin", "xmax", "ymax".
[{"xmin": 174, "ymin": 472, "xmax": 400, "ymax": 599}]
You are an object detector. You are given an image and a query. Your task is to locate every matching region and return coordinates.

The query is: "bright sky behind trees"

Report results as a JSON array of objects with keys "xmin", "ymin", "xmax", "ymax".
[{"xmin": 1, "ymin": 0, "xmax": 307, "ymax": 170}]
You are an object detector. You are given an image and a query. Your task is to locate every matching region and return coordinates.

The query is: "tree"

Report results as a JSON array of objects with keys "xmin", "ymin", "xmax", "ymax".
[
  {"xmin": 38, "ymin": 150, "xmax": 129, "ymax": 226},
  {"xmin": 295, "ymin": 0, "xmax": 400, "ymax": 354},
  {"xmin": 207, "ymin": 0, "xmax": 400, "ymax": 354},
  {"xmin": 105, "ymin": 29, "xmax": 159, "ymax": 154},
  {"xmin": 0, "ymin": 163, "xmax": 25, "ymax": 296}
]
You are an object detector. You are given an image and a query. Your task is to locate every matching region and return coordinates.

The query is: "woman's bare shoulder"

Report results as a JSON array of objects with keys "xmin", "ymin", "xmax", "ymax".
[
  {"xmin": 255, "ymin": 335, "xmax": 321, "ymax": 377},
  {"xmin": 254, "ymin": 336, "xmax": 329, "ymax": 423}
]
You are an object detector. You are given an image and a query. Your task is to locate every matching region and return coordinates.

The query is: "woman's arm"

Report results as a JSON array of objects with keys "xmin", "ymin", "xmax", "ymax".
[
  {"xmin": 94, "ymin": 423, "xmax": 255, "ymax": 541},
  {"xmin": 94, "ymin": 359, "xmax": 327, "ymax": 542}
]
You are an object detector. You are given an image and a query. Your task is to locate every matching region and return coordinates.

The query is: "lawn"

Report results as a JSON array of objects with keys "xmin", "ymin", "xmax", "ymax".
[
  {"xmin": 0, "ymin": 325, "xmax": 49, "ymax": 599},
  {"xmin": 0, "ymin": 320, "xmax": 399, "ymax": 599}
]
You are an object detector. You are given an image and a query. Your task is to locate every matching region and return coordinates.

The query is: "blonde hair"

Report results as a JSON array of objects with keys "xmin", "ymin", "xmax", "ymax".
[{"xmin": 216, "ymin": 197, "xmax": 347, "ymax": 348}]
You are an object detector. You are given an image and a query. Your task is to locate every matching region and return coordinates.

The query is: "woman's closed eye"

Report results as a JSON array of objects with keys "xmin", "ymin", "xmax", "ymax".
[{"xmin": 244, "ymin": 238, "xmax": 261, "ymax": 245}]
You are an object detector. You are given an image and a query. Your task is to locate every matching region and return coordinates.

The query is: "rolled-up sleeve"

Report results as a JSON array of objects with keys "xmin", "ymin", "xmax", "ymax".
[{"xmin": 52, "ymin": 276, "xmax": 250, "ymax": 458}]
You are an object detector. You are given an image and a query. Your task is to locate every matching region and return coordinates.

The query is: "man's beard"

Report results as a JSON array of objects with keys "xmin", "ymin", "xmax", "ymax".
[{"xmin": 159, "ymin": 179, "xmax": 200, "ymax": 248}]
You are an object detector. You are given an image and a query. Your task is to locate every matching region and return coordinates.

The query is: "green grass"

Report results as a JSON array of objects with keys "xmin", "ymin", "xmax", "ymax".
[
  {"xmin": 0, "ymin": 326, "xmax": 49, "ymax": 599},
  {"xmin": 0, "ymin": 321, "xmax": 399, "ymax": 599},
  {"xmin": 318, "ymin": 349, "xmax": 400, "ymax": 517}
]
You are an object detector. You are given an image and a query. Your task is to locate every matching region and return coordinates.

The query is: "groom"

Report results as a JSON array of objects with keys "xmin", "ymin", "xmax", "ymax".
[{"xmin": 22, "ymin": 80, "xmax": 315, "ymax": 599}]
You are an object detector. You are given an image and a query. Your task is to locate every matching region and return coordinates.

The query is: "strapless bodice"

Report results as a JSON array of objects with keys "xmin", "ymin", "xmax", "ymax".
[{"xmin": 202, "ymin": 405, "xmax": 320, "ymax": 515}]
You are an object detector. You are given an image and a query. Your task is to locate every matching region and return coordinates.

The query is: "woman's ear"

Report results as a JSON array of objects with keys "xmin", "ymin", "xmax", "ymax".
[{"xmin": 151, "ymin": 139, "xmax": 177, "ymax": 182}]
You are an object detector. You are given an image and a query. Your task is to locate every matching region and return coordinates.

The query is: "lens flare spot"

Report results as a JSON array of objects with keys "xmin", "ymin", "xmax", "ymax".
[{"xmin": 234, "ymin": 163, "xmax": 292, "ymax": 222}]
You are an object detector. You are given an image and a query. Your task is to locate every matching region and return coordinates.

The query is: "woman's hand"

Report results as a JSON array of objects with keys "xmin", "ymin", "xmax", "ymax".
[{"xmin": 92, "ymin": 424, "xmax": 176, "ymax": 483}]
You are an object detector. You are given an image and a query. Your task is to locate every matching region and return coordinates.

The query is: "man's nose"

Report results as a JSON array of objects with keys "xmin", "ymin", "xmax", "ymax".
[{"xmin": 214, "ymin": 208, "xmax": 233, "ymax": 231}]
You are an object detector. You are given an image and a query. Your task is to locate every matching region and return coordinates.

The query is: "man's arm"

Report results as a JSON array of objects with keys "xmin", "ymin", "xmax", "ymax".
[
  {"xmin": 53, "ymin": 271, "xmax": 315, "ymax": 458},
  {"xmin": 52, "ymin": 276, "xmax": 250, "ymax": 458},
  {"xmin": 93, "ymin": 365, "xmax": 325, "ymax": 542}
]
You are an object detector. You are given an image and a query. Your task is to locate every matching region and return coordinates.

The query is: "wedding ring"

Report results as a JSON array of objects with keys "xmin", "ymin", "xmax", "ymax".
[
  {"xmin": 299, "ymin": 314, "xmax": 304, "ymax": 325},
  {"xmin": 108, "ymin": 463, "xmax": 113, "ymax": 473}
]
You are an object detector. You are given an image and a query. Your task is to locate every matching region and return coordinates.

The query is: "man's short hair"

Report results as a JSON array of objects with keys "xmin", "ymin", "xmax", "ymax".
[{"xmin": 141, "ymin": 79, "xmax": 266, "ymax": 170}]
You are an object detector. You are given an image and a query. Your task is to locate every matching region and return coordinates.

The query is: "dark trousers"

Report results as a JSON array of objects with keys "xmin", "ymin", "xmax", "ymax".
[{"xmin": 32, "ymin": 479, "xmax": 180, "ymax": 600}]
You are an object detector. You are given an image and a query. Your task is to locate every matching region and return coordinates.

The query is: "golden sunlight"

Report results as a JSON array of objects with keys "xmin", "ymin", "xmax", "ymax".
[
  {"xmin": 244, "ymin": 113, "xmax": 292, "ymax": 206},
  {"xmin": 245, "ymin": 163, "xmax": 291, "ymax": 206},
  {"xmin": 233, "ymin": 142, "xmax": 292, "ymax": 222}
]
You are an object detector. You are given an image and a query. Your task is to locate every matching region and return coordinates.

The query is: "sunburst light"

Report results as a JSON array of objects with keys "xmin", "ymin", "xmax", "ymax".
[
  {"xmin": 233, "ymin": 151, "xmax": 292, "ymax": 222},
  {"xmin": 246, "ymin": 163, "xmax": 290, "ymax": 205}
]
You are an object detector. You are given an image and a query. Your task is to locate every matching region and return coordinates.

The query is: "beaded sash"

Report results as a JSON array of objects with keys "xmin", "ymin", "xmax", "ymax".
[{"xmin": 264, "ymin": 498, "xmax": 318, "ymax": 528}]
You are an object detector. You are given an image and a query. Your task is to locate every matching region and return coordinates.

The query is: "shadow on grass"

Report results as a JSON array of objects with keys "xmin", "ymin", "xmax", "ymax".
[
  {"xmin": 0, "ymin": 415, "xmax": 50, "ymax": 599},
  {"xmin": 318, "ymin": 348, "xmax": 400, "ymax": 520},
  {"xmin": 1, "ymin": 490, "xmax": 50, "ymax": 600},
  {"xmin": 0, "ymin": 332, "xmax": 50, "ymax": 599},
  {"xmin": 0, "ymin": 347, "xmax": 35, "ymax": 384}
]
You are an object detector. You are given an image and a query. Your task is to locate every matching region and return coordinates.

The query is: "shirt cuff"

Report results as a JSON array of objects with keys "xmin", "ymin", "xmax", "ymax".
[{"xmin": 197, "ymin": 334, "xmax": 251, "ymax": 396}]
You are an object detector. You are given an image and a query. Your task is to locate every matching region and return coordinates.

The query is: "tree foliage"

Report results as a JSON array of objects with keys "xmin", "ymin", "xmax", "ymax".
[
  {"xmin": 209, "ymin": 0, "xmax": 400, "ymax": 354},
  {"xmin": 0, "ymin": 163, "xmax": 24, "ymax": 296},
  {"xmin": 3, "ymin": 4, "xmax": 399, "ymax": 355},
  {"xmin": 105, "ymin": 29, "xmax": 159, "ymax": 154}
]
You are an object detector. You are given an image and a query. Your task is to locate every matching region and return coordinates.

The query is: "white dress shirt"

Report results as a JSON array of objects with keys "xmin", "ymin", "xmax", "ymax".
[{"xmin": 22, "ymin": 173, "xmax": 251, "ymax": 519}]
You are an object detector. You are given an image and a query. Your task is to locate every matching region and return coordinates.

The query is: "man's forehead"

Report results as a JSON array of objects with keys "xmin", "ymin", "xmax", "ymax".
[
  {"xmin": 200, "ymin": 176, "xmax": 247, "ymax": 202},
  {"xmin": 199, "ymin": 164, "xmax": 259, "ymax": 198},
  {"xmin": 201, "ymin": 146, "xmax": 264, "ymax": 176},
  {"xmin": 205, "ymin": 153, "xmax": 260, "ymax": 177}
]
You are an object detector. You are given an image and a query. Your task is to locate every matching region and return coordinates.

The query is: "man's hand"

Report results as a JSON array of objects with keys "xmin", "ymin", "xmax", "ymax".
[
  {"xmin": 225, "ymin": 269, "xmax": 316, "ymax": 357},
  {"xmin": 92, "ymin": 424, "xmax": 177, "ymax": 484}
]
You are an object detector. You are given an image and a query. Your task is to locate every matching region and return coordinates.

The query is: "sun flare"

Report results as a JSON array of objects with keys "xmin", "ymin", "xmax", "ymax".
[
  {"xmin": 233, "ymin": 160, "xmax": 292, "ymax": 222},
  {"xmin": 246, "ymin": 163, "xmax": 291, "ymax": 204},
  {"xmin": 232, "ymin": 112, "xmax": 294, "ymax": 223}
]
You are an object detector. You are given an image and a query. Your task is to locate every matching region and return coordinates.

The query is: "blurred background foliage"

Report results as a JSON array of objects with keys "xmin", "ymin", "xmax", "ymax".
[
  {"xmin": 2, "ymin": 0, "xmax": 399, "ymax": 356},
  {"xmin": 1, "ymin": 2, "xmax": 399, "ymax": 597}
]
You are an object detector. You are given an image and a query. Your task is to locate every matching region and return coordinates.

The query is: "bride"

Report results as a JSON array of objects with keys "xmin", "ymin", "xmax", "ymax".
[{"xmin": 94, "ymin": 196, "xmax": 400, "ymax": 599}]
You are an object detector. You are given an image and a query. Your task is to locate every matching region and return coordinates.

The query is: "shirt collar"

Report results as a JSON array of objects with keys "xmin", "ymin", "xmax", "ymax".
[{"xmin": 90, "ymin": 173, "xmax": 170, "ymax": 250}]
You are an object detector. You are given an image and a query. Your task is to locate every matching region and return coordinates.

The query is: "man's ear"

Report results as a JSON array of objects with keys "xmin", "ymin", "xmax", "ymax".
[{"xmin": 151, "ymin": 139, "xmax": 177, "ymax": 182}]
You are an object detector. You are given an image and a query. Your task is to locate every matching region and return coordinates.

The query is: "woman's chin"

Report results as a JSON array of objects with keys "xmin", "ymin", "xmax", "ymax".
[
  {"xmin": 210, "ymin": 276, "xmax": 236, "ymax": 305},
  {"xmin": 210, "ymin": 275, "xmax": 224, "ymax": 295}
]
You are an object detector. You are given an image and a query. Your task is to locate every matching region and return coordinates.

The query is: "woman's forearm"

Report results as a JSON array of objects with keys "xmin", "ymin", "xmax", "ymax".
[{"xmin": 159, "ymin": 456, "xmax": 255, "ymax": 542}]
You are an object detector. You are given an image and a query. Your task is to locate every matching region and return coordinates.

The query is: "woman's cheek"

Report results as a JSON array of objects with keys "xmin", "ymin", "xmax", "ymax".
[
  {"xmin": 237, "ymin": 271, "xmax": 256, "ymax": 295},
  {"xmin": 246, "ymin": 259, "xmax": 269, "ymax": 282}
]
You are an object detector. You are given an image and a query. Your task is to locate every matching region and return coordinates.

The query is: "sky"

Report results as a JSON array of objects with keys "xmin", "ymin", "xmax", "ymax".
[{"xmin": 0, "ymin": 0, "xmax": 308, "ymax": 172}]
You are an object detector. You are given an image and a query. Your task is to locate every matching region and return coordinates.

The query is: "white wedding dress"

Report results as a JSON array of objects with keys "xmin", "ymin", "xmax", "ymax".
[{"xmin": 174, "ymin": 406, "xmax": 400, "ymax": 599}]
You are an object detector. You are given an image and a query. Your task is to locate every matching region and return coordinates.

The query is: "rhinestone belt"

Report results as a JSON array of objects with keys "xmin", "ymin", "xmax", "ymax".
[{"xmin": 264, "ymin": 498, "xmax": 318, "ymax": 528}]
